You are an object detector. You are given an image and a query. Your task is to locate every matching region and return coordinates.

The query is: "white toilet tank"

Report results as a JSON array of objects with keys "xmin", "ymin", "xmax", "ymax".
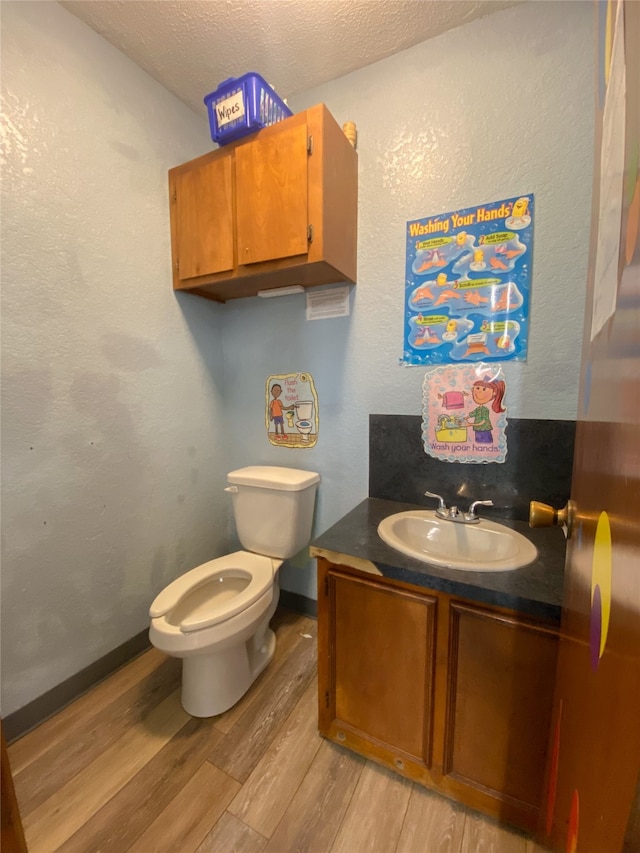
[{"xmin": 227, "ymin": 466, "xmax": 320, "ymax": 559}]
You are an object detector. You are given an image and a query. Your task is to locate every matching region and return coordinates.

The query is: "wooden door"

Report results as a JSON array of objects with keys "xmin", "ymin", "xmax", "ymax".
[
  {"xmin": 173, "ymin": 156, "xmax": 235, "ymax": 280},
  {"xmin": 319, "ymin": 563, "xmax": 437, "ymax": 769},
  {"xmin": 541, "ymin": 3, "xmax": 640, "ymax": 851},
  {"xmin": 235, "ymin": 117, "xmax": 309, "ymax": 266}
]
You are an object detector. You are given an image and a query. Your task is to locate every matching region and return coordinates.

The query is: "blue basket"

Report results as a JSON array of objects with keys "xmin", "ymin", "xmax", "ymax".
[{"xmin": 204, "ymin": 72, "xmax": 292, "ymax": 146}]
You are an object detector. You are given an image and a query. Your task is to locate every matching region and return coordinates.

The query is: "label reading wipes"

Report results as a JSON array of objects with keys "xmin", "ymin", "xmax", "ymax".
[{"xmin": 216, "ymin": 91, "xmax": 245, "ymax": 127}]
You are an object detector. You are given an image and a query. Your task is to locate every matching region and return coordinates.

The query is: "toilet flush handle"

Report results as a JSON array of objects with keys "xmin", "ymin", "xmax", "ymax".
[{"xmin": 224, "ymin": 486, "xmax": 239, "ymax": 493}]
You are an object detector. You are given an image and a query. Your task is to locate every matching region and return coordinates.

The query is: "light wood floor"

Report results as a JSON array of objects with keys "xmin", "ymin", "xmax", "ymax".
[{"xmin": 8, "ymin": 609, "xmax": 549, "ymax": 853}]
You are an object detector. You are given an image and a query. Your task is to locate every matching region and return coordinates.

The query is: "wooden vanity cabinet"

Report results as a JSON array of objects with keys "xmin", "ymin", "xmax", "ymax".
[
  {"xmin": 316, "ymin": 557, "xmax": 559, "ymax": 833},
  {"xmin": 169, "ymin": 104, "xmax": 357, "ymax": 302}
]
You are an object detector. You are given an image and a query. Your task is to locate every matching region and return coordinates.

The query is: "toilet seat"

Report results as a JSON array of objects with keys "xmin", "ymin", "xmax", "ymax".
[{"xmin": 149, "ymin": 551, "xmax": 277, "ymax": 633}]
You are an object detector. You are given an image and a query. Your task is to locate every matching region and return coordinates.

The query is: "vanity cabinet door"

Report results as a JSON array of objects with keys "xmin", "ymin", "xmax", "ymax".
[
  {"xmin": 318, "ymin": 561, "xmax": 437, "ymax": 779},
  {"xmin": 442, "ymin": 601, "xmax": 559, "ymax": 831}
]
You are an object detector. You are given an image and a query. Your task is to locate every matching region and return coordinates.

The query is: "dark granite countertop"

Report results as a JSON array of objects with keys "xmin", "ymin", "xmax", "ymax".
[{"xmin": 310, "ymin": 497, "xmax": 566, "ymax": 624}]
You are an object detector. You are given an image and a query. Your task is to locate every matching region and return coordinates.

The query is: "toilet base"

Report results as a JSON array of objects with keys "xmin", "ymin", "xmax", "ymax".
[{"xmin": 181, "ymin": 627, "xmax": 276, "ymax": 717}]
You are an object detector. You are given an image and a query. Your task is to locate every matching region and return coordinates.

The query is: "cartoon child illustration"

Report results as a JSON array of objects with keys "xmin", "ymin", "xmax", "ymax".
[
  {"xmin": 466, "ymin": 379, "xmax": 506, "ymax": 444},
  {"xmin": 269, "ymin": 384, "xmax": 294, "ymax": 441}
]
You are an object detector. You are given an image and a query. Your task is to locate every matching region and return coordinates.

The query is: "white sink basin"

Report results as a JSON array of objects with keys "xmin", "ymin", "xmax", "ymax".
[{"xmin": 377, "ymin": 510, "xmax": 537, "ymax": 571}]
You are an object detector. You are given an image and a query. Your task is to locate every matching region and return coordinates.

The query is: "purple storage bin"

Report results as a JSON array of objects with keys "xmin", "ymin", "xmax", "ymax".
[{"xmin": 204, "ymin": 72, "xmax": 292, "ymax": 146}]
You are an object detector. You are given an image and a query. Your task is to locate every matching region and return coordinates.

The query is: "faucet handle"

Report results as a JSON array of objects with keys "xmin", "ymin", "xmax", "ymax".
[
  {"xmin": 467, "ymin": 499, "xmax": 494, "ymax": 518},
  {"xmin": 425, "ymin": 491, "xmax": 446, "ymax": 511}
]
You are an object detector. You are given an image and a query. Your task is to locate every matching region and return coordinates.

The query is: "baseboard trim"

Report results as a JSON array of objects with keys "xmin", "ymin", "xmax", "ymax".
[
  {"xmin": 4, "ymin": 629, "xmax": 151, "ymax": 743},
  {"xmin": 6, "ymin": 595, "xmax": 317, "ymax": 743},
  {"xmin": 279, "ymin": 589, "xmax": 317, "ymax": 619}
]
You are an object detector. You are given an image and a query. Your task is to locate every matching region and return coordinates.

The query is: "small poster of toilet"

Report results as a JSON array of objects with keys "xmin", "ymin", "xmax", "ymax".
[
  {"xmin": 266, "ymin": 373, "xmax": 319, "ymax": 448},
  {"xmin": 422, "ymin": 363, "xmax": 508, "ymax": 463}
]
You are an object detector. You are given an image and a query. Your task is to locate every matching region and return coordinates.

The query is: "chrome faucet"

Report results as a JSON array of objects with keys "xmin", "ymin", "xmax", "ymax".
[
  {"xmin": 466, "ymin": 500, "xmax": 494, "ymax": 522},
  {"xmin": 424, "ymin": 491, "xmax": 494, "ymax": 524}
]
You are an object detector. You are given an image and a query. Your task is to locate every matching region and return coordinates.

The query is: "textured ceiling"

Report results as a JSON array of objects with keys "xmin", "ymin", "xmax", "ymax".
[{"xmin": 60, "ymin": 0, "xmax": 519, "ymax": 115}]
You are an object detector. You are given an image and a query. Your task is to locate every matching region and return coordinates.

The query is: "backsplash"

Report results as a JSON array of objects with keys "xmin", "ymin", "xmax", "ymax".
[{"xmin": 369, "ymin": 415, "xmax": 575, "ymax": 522}]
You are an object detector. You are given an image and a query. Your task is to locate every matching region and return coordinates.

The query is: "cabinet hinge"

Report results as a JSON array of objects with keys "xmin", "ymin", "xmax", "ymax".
[
  {"xmin": 171, "ymin": 187, "xmax": 176, "ymax": 202},
  {"xmin": 325, "ymin": 690, "xmax": 330, "ymax": 709},
  {"xmin": 324, "ymin": 576, "xmax": 329, "ymax": 596},
  {"xmin": 307, "ymin": 224, "xmax": 314, "ymax": 243},
  {"xmin": 175, "ymin": 259, "xmax": 180, "ymax": 272},
  {"xmin": 307, "ymin": 135, "xmax": 313, "ymax": 155}
]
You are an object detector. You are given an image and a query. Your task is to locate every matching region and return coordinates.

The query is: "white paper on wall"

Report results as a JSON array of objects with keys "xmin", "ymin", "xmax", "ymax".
[
  {"xmin": 305, "ymin": 286, "xmax": 350, "ymax": 321},
  {"xmin": 590, "ymin": 0, "xmax": 626, "ymax": 341}
]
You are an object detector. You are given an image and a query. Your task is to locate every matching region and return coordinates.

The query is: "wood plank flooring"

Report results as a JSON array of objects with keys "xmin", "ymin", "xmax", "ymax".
[{"xmin": 8, "ymin": 609, "xmax": 550, "ymax": 853}]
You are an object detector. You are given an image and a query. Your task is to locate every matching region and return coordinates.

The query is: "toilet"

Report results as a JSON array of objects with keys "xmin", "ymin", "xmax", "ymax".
[
  {"xmin": 294, "ymin": 402, "xmax": 315, "ymax": 442},
  {"xmin": 149, "ymin": 466, "xmax": 320, "ymax": 717}
]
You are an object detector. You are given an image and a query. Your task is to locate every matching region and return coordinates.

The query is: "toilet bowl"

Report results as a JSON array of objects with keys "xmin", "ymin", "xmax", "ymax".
[
  {"xmin": 149, "ymin": 466, "xmax": 320, "ymax": 717},
  {"xmin": 150, "ymin": 551, "xmax": 281, "ymax": 717},
  {"xmin": 295, "ymin": 419, "xmax": 313, "ymax": 442}
]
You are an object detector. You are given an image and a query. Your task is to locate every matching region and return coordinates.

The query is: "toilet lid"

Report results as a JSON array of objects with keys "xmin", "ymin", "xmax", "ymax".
[
  {"xmin": 227, "ymin": 466, "xmax": 320, "ymax": 491},
  {"xmin": 150, "ymin": 551, "xmax": 275, "ymax": 633}
]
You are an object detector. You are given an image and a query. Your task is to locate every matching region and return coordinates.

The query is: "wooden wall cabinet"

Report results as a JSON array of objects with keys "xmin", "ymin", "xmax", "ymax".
[
  {"xmin": 169, "ymin": 104, "xmax": 358, "ymax": 302},
  {"xmin": 317, "ymin": 558, "xmax": 559, "ymax": 834}
]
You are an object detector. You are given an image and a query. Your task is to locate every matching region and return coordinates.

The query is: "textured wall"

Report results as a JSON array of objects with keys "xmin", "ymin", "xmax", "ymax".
[
  {"xmin": 0, "ymin": 0, "xmax": 595, "ymax": 716},
  {"xmin": 222, "ymin": 0, "xmax": 595, "ymax": 599},
  {"xmin": 0, "ymin": 2, "xmax": 227, "ymax": 716}
]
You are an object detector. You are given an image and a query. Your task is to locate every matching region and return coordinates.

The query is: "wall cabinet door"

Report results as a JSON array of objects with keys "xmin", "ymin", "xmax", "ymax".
[
  {"xmin": 235, "ymin": 119, "xmax": 309, "ymax": 265},
  {"xmin": 173, "ymin": 157, "xmax": 234, "ymax": 280},
  {"xmin": 318, "ymin": 564, "xmax": 437, "ymax": 779}
]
